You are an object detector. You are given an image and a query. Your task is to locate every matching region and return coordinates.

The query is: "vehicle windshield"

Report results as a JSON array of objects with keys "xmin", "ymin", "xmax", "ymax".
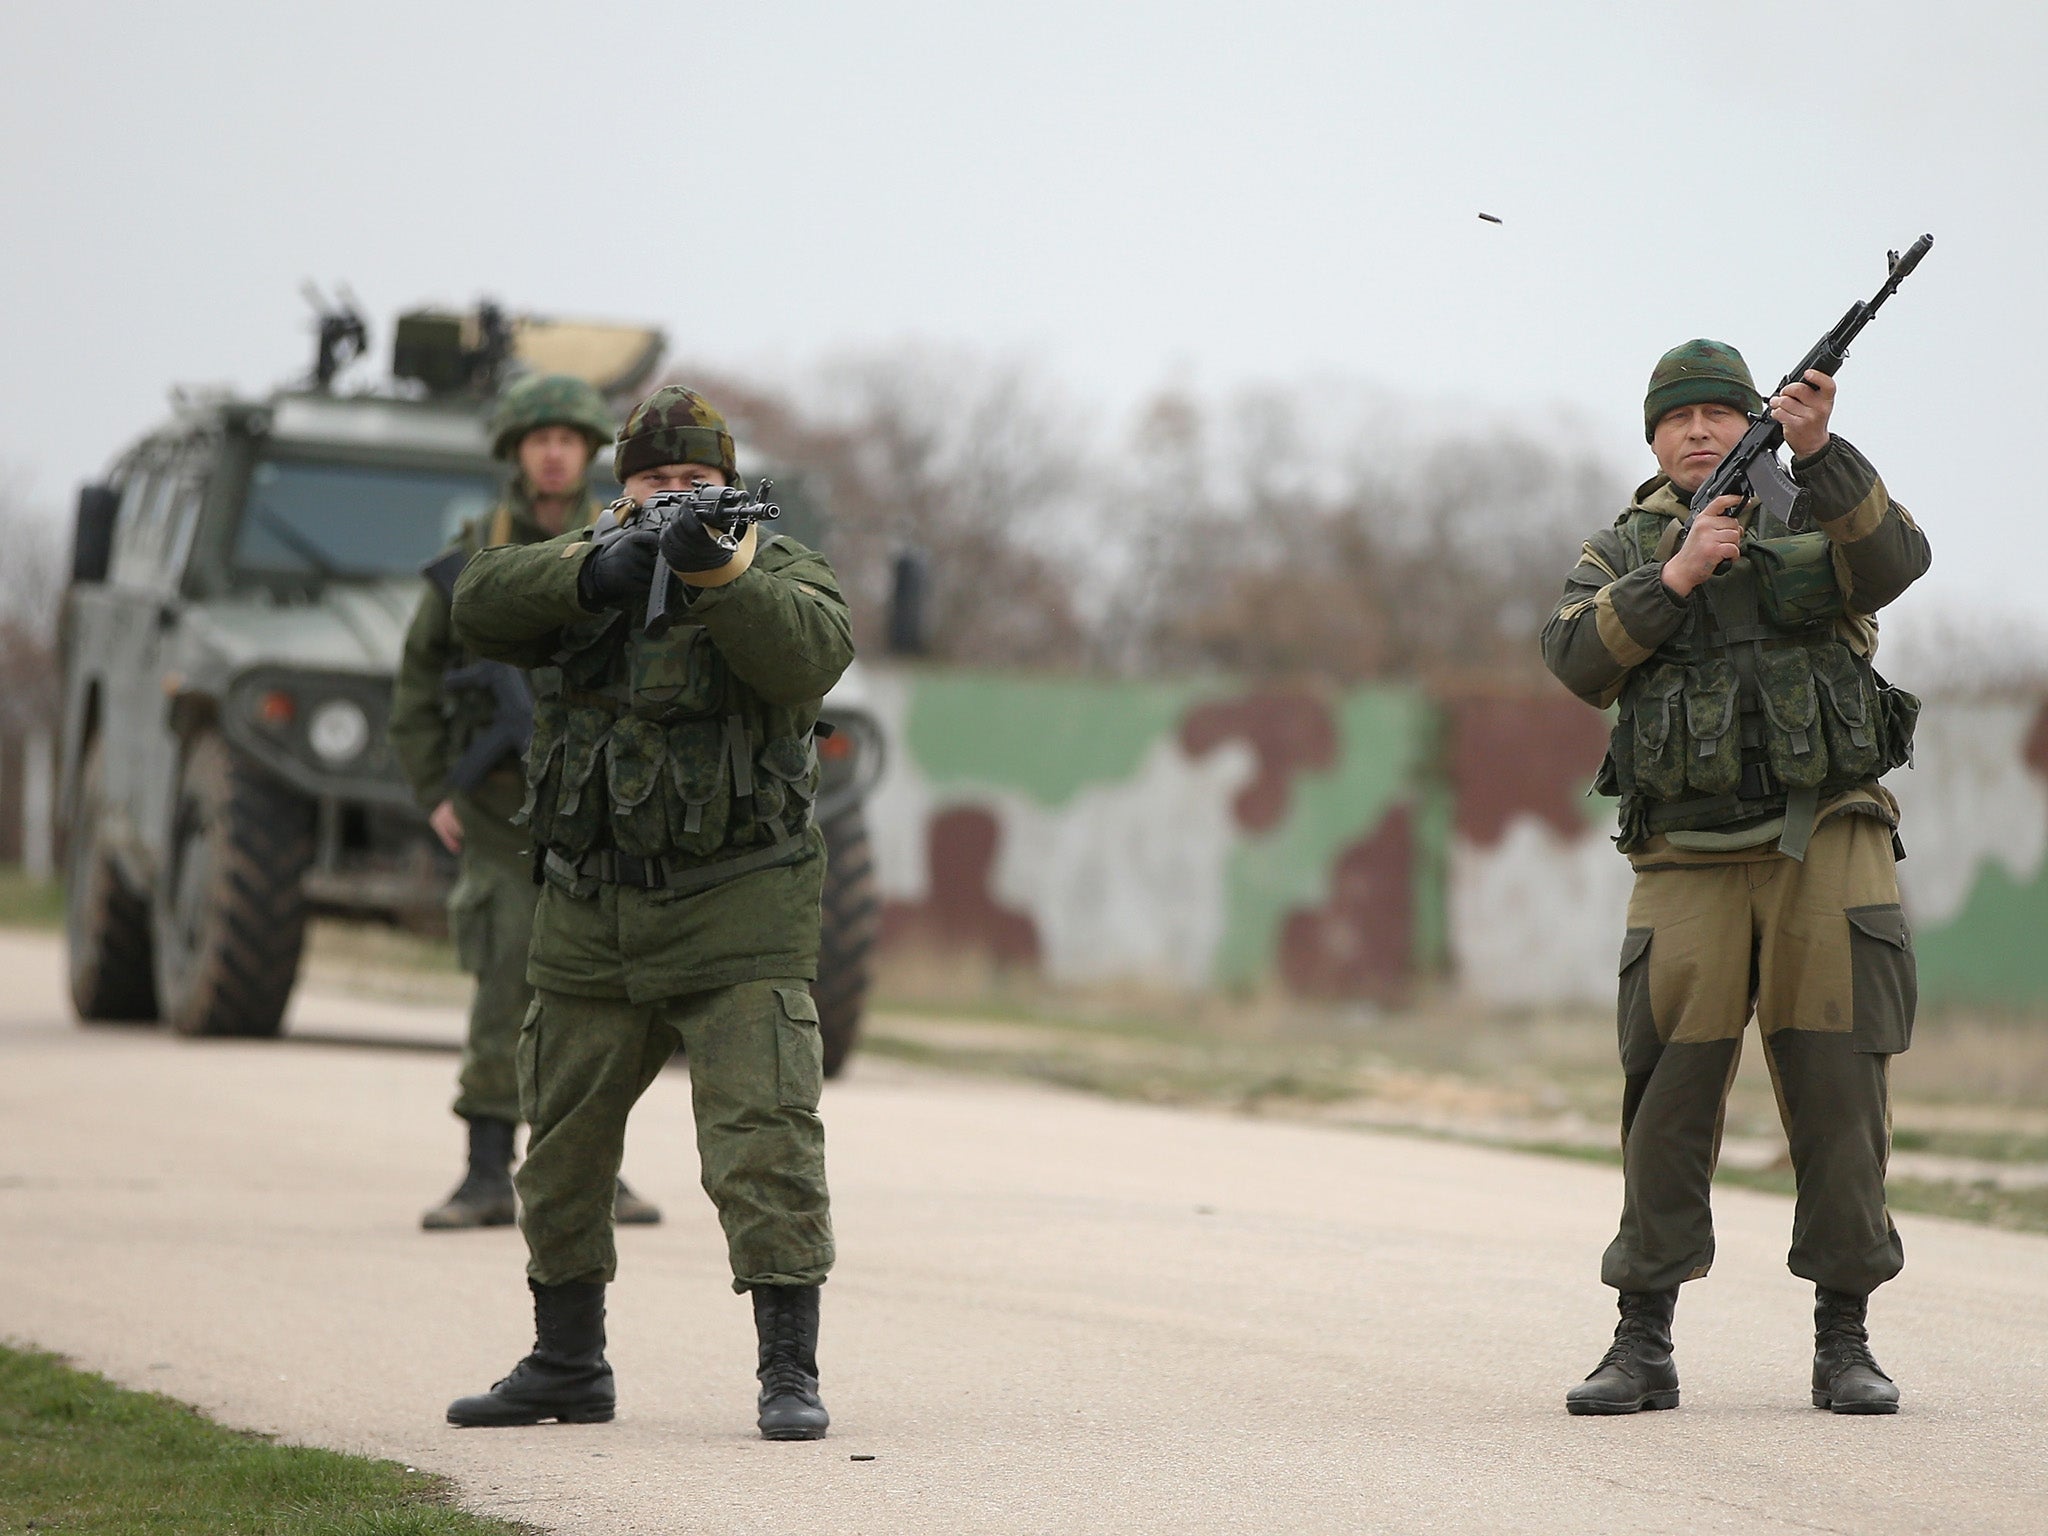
[{"xmin": 231, "ymin": 457, "xmax": 497, "ymax": 579}]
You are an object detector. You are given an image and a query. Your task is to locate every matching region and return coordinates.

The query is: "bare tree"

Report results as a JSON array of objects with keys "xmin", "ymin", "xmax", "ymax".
[
  {"xmin": 677, "ymin": 354, "xmax": 1628, "ymax": 683},
  {"xmin": 1875, "ymin": 608, "xmax": 2048, "ymax": 698},
  {"xmin": 0, "ymin": 467, "xmax": 64, "ymax": 731},
  {"xmin": 690, "ymin": 345, "xmax": 1097, "ymax": 668},
  {"xmin": 1115, "ymin": 383, "xmax": 1620, "ymax": 685}
]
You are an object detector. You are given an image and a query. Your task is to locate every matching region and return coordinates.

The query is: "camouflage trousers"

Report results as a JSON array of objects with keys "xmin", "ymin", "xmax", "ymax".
[
  {"xmin": 446, "ymin": 795, "xmax": 537, "ymax": 1126},
  {"xmin": 515, "ymin": 978, "xmax": 833, "ymax": 1288},
  {"xmin": 1604, "ymin": 813, "xmax": 1915, "ymax": 1297}
]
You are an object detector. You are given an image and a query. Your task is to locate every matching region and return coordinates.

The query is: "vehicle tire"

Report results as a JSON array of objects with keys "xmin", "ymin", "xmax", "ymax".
[
  {"xmin": 66, "ymin": 738, "xmax": 159, "ymax": 1023},
  {"xmin": 815, "ymin": 805, "xmax": 878, "ymax": 1079},
  {"xmin": 153, "ymin": 730, "xmax": 314, "ymax": 1038}
]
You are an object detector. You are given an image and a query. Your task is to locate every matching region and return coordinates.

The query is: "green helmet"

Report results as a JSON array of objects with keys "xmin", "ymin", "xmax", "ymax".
[
  {"xmin": 613, "ymin": 385, "xmax": 737, "ymax": 484},
  {"xmin": 489, "ymin": 373, "xmax": 616, "ymax": 461},
  {"xmin": 1643, "ymin": 339, "xmax": 1763, "ymax": 441}
]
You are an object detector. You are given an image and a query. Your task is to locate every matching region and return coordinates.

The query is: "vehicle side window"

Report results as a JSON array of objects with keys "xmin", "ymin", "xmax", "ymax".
[
  {"xmin": 159, "ymin": 465, "xmax": 208, "ymax": 585},
  {"xmin": 111, "ymin": 447, "xmax": 207, "ymax": 591},
  {"xmin": 108, "ymin": 465, "xmax": 165, "ymax": 587}
]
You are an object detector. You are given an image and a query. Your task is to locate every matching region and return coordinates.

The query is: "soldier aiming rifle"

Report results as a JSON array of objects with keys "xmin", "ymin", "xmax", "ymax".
[{"xmin": 445, "ymin": 384, "xmax": 852, "ymax": 1442}]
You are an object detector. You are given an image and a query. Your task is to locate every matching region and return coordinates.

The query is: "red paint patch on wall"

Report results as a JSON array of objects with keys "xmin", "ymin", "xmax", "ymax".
[
  {"xmin": 1180, "ymin": 693, "xmax": 1338, "ymax": 833},
  {"xmin": 880, "ymin": 806, "xmax": 1041, "ymax": 966},
  {"xmin": 1278, "ymin": 807, "xmax": 1414, "ymax": 1001},
  {"xmin": 2025, "ymin": 700, "xmax": 2048, "ymax": 784},
  {"xmin": 1446, "ymin": 694, "xmax": 1609, "ymax": 847}
]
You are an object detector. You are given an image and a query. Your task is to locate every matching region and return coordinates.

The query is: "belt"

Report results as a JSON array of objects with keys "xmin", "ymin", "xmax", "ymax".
[
  {"xmin": 543, "ymin": 830, "xmax": 810, "ymax": 898},
  {"xmin": 551, "ymin": 848, "xmax": 680, "ymax": 888}
]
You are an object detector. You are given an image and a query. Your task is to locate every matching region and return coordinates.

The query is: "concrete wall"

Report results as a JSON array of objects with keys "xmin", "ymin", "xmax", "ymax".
[{"xmin": 863, "ymin": 668, "xmax": 2048, "ymax": 1012}]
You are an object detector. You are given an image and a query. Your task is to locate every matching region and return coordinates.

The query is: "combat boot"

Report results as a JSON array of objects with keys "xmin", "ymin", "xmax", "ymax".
[
  {"xmin": 751, "ymin": 1284, "xmax": 829, "ymax": 1441},
  {"xmin": 614, "ymin": 1178, "xmax": 663, "ymax": 1226},
  {"xmin": 1811, "ymin": 1286, "xmax": 1899, "ymax": 1414},
  {"xmin": 446, "ymin": 1279, "xmax": 615, "ymax": 1427},
  {"xmin": 1566, "ymin": 1288, "xmax": 1680, "ymax": 1415},
  {"xmin": 421, "ymin": 1116, "xmax": 516, "ymax": 1230}
]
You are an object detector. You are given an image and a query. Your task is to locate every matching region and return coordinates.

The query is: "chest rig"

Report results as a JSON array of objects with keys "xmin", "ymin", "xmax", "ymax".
[
  {"xmin": 1600, "ymin": 506, "xmax": 1914, "ymax": 859},
  {"xmin": 518, "ymin": 597, "xmax": 821, "ymax": 895}
]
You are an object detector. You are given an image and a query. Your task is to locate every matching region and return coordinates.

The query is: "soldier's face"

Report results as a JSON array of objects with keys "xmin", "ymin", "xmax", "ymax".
[
  {"xmin": 625, "ymin": 463, "xmax": 729, "ymax": 503},
  {"xmin": 1652, "ymin": 403, "xmax": 1748, "ymax": 494},
  {"xmin": 518, "ymin": 425, "xmax": 595, "ymax": 497}
]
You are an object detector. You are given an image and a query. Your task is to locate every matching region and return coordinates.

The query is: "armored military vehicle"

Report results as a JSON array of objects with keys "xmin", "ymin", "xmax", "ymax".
[{"xmin": 59, "ymin": 300, "xmax": 882, "ymax": 1073}]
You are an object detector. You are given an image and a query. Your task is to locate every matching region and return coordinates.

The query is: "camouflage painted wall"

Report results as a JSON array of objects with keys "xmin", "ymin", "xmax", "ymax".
[
  {"xmin": 862, "ymin": 669, "xmax": 2048, "ymax": 1011},
  {"xmin": 862, "ymin": 670, "xmax": 1442, "ymax": 1000},
  {"xmin": 1442, "ymin": 692, "xmax": 2048, "ymax": 1012}
]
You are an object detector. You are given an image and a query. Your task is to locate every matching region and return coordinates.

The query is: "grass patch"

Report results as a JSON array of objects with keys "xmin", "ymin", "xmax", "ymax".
[
  {"xmin": 1882, "ymin": 1177, "xmax": 2048, "ymax": 1234},
  {"xmin": 0, "ymin": 866, "xmax": 62, "ymax": 929},
  {"xmin": 1889, "ymin": 1126, "xmax": 2048, "ymax": 1162},
  {"xmin": 0, "ymin": 1344, "xmax": 529, "ymax": 1536}
]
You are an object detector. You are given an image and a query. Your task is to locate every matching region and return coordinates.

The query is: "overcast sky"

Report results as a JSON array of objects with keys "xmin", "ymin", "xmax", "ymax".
[{"xmin": 3, "ymin": 1, "xmax": 2037, "ymax": 630}]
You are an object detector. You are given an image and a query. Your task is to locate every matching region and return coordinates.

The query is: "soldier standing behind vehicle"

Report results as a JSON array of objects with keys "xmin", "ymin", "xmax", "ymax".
[
  {"xmin": 443, "ymin": 385, "xmax": 851, "ymax": 1441},
  {"xmin": 1541, "ymin": 342, "xmax": 1930, "ymax": 1416},
  {"xmin": 390, "ymin": 373, "xmax": 662, "ymax": 1231}
]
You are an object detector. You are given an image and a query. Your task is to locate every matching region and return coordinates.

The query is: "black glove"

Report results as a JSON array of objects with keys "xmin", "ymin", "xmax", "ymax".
[
  {"xmin": 652, "ymin": 491, "xmax": 742, "ymax": 575},
  {"xmin": 576, "ymin": 525, "xmax": 662, "ymax": 610}
]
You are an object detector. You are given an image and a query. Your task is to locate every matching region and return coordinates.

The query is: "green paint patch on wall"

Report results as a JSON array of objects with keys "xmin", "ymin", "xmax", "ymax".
[
  {"xmin": 903, "ymin": 674, "xmax": 1208, "ymax": 806},
  {"xmin": 1214, "ymin": 689, "xmax": 1433, "ymax": 987},
  {"xmin": 1915, "ymin": 863, "xmax": 2048, "ymax": 1009}
]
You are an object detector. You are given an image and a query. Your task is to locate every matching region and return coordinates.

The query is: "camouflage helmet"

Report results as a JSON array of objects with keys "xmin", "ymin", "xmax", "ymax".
[
  {"xmin": 1643, "ymin": 339, "xmax": 1763, "ymax": 441},
  {"xmin": 489, "ymin": 373, "xmax": 616, "ymax": 461},
  {"xmin": 613, "ymin": 384, "xmax": 737, "ymax": 484}
]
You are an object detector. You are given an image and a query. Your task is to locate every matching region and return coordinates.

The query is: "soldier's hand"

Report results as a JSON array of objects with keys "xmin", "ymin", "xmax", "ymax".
[
  {"xmin": 1772, "ymin": 368, "xmax": 1835, "ymax": 458},
  {"xmin": 1662, "ymin": 496, "xmax": 1745, "ymax": 596},
  {"xmin": 656, "ymin": 496, "xmax": 740, "ymax": 575},
  {"xmin": 430, "ymin": 798, "xmax": 463, "ymax": 854},
  {"xmin": 577, "ymin": 526, "xmax": 662, "ymax": 610}
]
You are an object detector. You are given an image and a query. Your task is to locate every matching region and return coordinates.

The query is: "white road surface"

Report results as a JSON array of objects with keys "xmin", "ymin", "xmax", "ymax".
[{"xmin": 1, "ymin": 928, "xmax": 2044, "ymax": 1535}]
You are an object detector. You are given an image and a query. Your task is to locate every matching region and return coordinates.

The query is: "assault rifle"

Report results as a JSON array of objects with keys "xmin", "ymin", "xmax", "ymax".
[
  {"xmin": 638, "ymin": 480, "xmax": 781, "ymax": 638},
  {"xmin": 440, "ymin": 660, "xmax": 536, "ymax": 791},
  {"xmin": 1687, "ymin": 234, "xmax": 1933, "ymax": 533},
  {"xmin": 422, "ymin": 545, "xmax": 536, "ymax": 791}
]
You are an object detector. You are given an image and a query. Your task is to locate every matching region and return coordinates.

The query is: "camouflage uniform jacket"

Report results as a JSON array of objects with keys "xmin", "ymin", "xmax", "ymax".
[
  {"xmin": 1540, "ymin": 436, "xmax": 1931, "ymax": 867},
  {"xmin": 389, "ymin": 480, "xmax": 600, "ymax": 822},
  {"xmin": 448, "ymin": 520, "xmax": 853, "ymax": 1001}
]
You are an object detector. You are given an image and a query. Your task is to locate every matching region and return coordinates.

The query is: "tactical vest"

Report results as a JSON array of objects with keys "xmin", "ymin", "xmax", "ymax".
[
  {"xmin": 517, "ymin": 589, "xmax": 821, "ymax": 892},
  {"xmin": 1598, "ymin": 506, "xmax": 1918, "ymax": 857}
]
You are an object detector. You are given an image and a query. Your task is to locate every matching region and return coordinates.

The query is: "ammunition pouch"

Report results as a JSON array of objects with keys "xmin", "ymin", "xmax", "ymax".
[
  {"xmin": 516, "ymin": 601, "xmax": 822, "ymax": 886},
  {"xmin": 1749, "ymin": 532, "xmax": 1845, "ymax": 628}
]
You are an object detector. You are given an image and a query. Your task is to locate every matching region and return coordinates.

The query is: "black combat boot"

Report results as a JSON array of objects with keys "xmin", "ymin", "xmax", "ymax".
[
  {"xmin": 421, "ymin": 1116, "xmax": 517, "ymax": 1230},
  {"xmin": 1811, "ymin": 1286, "xmax": 1899, "ymax": 1414},
  {"xmin": 751, "ymin": 1284, "xmax": 829, "ymax": 1441},
  {"xmin": 613, "ymin": 1178, "xmax": 663, "ymax": 1226},
  {"xmin": 446, "ymin": 1279, "xmax": 615, "ymax": 1427},
  {"xmin": 1565, "ymin": 1289, "xmax": 1680, "ymax": 1415}
]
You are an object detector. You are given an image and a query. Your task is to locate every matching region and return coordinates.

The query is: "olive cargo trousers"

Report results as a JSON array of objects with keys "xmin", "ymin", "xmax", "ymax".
[
  {"xmin": 1604, "ymin": 814, "xmax": 1915, "ymax": 1297},
  {"xmin": 447, "ymin": 793, "xmax": 538, "ymax": 1126},
  {"xmin": 515, "ymin": 978, "xmax": 834, "ymax": 1289}
]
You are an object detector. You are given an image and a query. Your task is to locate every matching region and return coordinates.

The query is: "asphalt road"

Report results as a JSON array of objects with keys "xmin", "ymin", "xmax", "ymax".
[{"xmin": 3, "ymin": 927, "xmax": 2046, "ymax": 1535}]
